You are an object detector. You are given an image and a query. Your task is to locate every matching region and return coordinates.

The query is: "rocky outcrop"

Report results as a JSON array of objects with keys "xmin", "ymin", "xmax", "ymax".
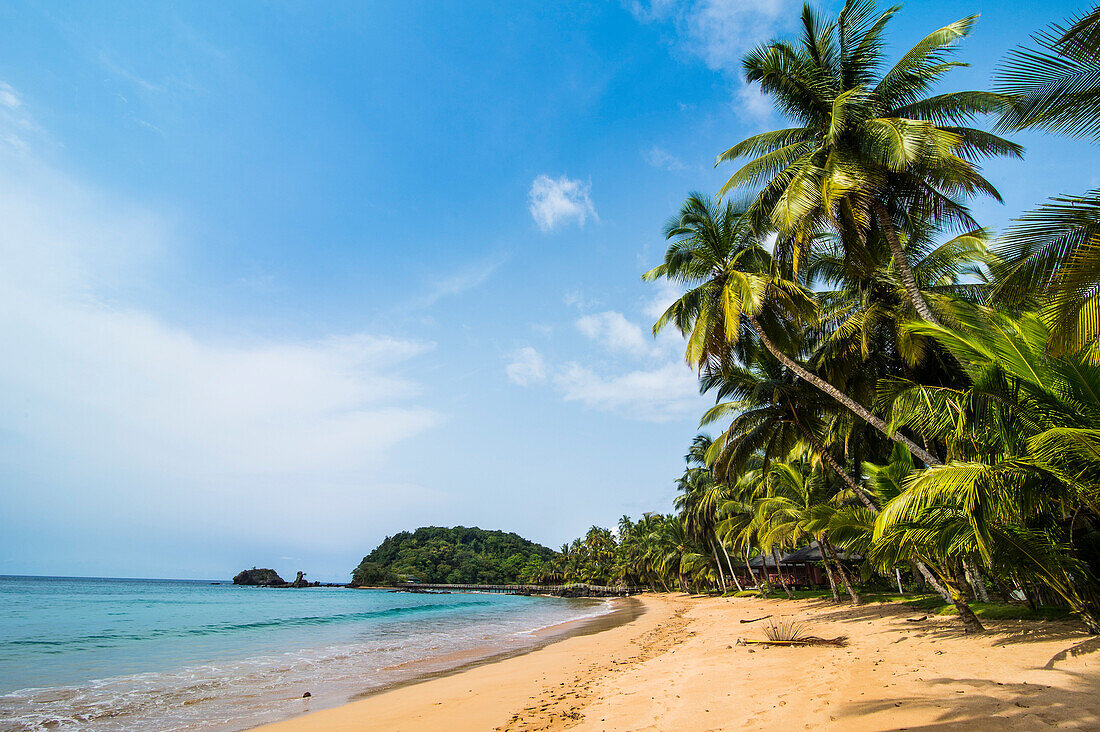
[{"xmin": 232, "ymin": 568, "xmax": 286, "ymax": 586}]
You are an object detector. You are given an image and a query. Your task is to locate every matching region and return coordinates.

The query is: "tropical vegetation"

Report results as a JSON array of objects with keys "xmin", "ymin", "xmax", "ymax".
[
  {"xmin": 350, "ymin": 526, "xmax": 557, "ymax": 586},
  {"xmin": 550, "ymin": 0, "xmax": 1100, "ymax": 635}
]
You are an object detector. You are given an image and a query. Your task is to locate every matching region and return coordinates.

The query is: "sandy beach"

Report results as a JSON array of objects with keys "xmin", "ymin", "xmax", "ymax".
[{"xmin": 256, "ymin": 594, "xmax": 1100, "ymax": 731}]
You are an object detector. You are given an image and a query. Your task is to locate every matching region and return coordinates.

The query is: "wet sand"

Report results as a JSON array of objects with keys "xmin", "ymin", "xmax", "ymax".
[{"xmin": 256, "ymin": 593, "xmax": 1100, "ymax": 731}]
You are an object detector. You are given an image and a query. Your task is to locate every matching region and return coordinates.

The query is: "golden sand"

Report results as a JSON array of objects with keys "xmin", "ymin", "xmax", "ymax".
[{"xmin": 257, "ymin": 593, "xmax": 1100, "ymax": 731}]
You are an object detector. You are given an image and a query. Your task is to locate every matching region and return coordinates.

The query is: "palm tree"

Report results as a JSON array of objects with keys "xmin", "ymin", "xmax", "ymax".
[
  {"xmin": 879, "ymin": 304, "xmax": 1100, "ymax": 631},
  {"xmin": 700, "ymin": 358, "xmax": 875, "ymax": 510},
  {"xmin": 700, "ymin": 348, "xmax": 956, "ymax": 602},
  {"xmin": 755, "ymin": 451, "xmax": 863, "ymax": 604},
  {"xmin": 646, "ymin": 192, "xmax": 941, "ymax": 465},
  {"xmin": 675, "ymin": 435, "xmax": 740, "ymax": 591},
  {"xmin": 996, "ymin": 6, "xmax": 1100, "ymax": 141},
  {"xmin": 993, "ymin": 6, "xmax": 1100, "ymax": 364},
  {"xmin": 717, "ymin": 0, "xmax": 1020, "ymax": 326}
]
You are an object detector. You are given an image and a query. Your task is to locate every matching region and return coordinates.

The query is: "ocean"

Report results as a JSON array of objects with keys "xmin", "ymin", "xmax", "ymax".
[{"xmin": 0, "ymin": 575, "xmax": 613, "ymax": 731}]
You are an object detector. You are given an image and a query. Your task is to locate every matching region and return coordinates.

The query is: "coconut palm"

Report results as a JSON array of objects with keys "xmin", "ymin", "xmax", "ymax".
[
  {"xmin": 996, "ymin": 5, "xmax": 1100, "ymax": 141},
  {"xmin": 646, "ymin": 192, "xmax": 941, "ymax": 465},
  {"xmin": 717, "ymin": 0, "xmax": 1020, "ymax": 326},
  {"xmin": 878, "ymin": 304, "xmax": 1100, "ymax": 631},
  {"xmin": 993, "ymin": 7, "xmax": 1100, "ymax": 363},
  {"xmin": 754, "ymin": 451, "xmax": 863, "ymax": 604},
  {"xmin": 675, "ymin": 435, "xmax": 742, "ymax": 591}
]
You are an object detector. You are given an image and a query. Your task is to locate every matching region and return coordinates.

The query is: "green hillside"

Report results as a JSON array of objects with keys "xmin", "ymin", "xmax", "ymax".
[{"xmin": 350, "ymin": 526, "xmax": 557, "ymax": 586}]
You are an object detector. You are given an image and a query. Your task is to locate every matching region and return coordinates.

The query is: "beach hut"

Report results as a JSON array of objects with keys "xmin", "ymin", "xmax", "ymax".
[
  {"xmin": 776, "ymin": 544, "xmax": 830, "ymax": 588},
  {"xmin": 730, "ymin": 542, "xmax": 861, "ymax": 589},
  {"xmin": 730, "ymin": 553, "xmax": 796, "ymax": 589}
]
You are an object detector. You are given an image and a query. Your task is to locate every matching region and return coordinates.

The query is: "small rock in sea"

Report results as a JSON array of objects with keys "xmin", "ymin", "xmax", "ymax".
[{"xmin": 302, "ymin": 692, "xmax": 311, "ymax": 698}]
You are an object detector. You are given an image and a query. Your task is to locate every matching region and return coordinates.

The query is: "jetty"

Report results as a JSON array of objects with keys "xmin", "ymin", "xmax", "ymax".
[{"xmin": 397, "ymin": 582, "xmax": 639, "ymax": 597}]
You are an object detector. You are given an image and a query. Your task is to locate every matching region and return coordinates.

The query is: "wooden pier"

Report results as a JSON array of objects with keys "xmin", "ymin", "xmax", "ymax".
[{"xmin": 396, "ymin": 582, "xmax": 639, "ymax": 597}]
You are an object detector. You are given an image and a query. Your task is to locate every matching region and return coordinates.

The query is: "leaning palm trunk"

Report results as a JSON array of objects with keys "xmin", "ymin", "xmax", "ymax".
[
  {"xmin": 795, "ymin": 420, "xmax": 951, "ymax": 602},
  {"xmin": 719, "ymin": 541, "xmax": 744, "ymax": 591},
  {"xmin": 771, "ymin": 549, "xmax": 794, "ymax": 599},
  {"xmin": 747, "ymin": 315, "xmax": 941, "ymax": 467},
  {"xmin": 934, "ymin": 563, "xmax": 986, "ymax": 633},
  {"xmin": 822, "ymin": 538, "xmax": 861, "ymax": 605},
  {"xmin": 964, "ymin": 559, "xmax": 990, "ymax": 603},
  {"xmin": 819, "ymin": 540, "xmax": 842, "ymax": 603},
  {"xmin": 872, "ymin": 200, "xmax": 942, "ymax": 326},
  {"xmin": 744, "ymin": 547, "xmax": 761, "ymax": 591},
  {"xmin": 796, "ymin": 420, "xmax": 879, "ymax": 510},
  {"xmin": 710, "ymin": 542, "xmax": 727, "ymax": 592}
]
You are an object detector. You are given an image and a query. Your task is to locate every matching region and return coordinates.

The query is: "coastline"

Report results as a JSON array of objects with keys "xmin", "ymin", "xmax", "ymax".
[{"xmin": 256, "ymin": 593, "xmax": 1100, "ymax": 731}]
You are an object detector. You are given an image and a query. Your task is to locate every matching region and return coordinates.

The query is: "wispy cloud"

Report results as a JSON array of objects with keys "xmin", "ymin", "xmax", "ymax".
[
  {"xmin": 554, "ymin": 361, "xmax": 701, "ymax": 422},
  {"xmin": 0, "ymin": 124, "xmax": 444, "ymax": 553},
  {"xmin": 505, "ymin": 346, "xmax": 548, "ymax": 386},
  {"xmin": 642, "ymin": 279, "xmax": 682, "ymax": 320},
  {"xmin": 97, "ymin": 52, "xmax": 166, "ymax": 94},
  {"xmin": 0, "ymin": 82, "xmax": 22, "ymax": 110},
  {"xmin": 628, "ymin": 0, "xmax": 793, "ymax": 119},
  {"xmin": 0, "ymin": 80, "xmax": 45, "ymax": 154},
  {"xmin": 642, "ymin": 145, "xmax": 687, "ymax": 172},
  {"xmin": 514, "ymin": 304, "xmax": 704, "ymax": 421},
  {"xmin": 528, "ymin": 174, "xmax": 597, "ymax": 232},
  {"xmin": 419, "ymin": 251, "xmax": 509, "ymax": 307}
]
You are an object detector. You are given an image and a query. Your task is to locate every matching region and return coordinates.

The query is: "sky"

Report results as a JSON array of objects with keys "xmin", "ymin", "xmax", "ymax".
[{"xmin": 0, "ymin": 0, "xmax": 1097, "ymax": 582}]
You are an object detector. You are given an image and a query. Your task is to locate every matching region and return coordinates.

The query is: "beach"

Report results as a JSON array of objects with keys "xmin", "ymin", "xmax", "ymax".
[{"xmin": 258, "ymin": 593, "xmax": 1100, "ymax": 731}]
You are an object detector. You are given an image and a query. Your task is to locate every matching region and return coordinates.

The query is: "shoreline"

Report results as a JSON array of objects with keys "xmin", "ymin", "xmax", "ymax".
[
  {"xmin": 256, "ymin": 593, "xmax": 1100, "ymax": 731},
  {"xmin": 346, "ymin": 595, "xmax": 644, "ymax": 702},
  {"xmin": 242, "ymin": 595, "xmax": 645, "ymax": 731}
]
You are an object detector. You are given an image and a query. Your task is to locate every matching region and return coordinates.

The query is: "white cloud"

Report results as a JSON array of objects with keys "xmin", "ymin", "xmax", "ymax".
[
  {"xmin": 576, "ymin": 311, "xmax": 655, "ymax": 357},
  {"xmin": 554, "ymin": 361, "xmax": 702, "ymax": 422},
  {"xmin": 506, "ymin": 346, "xmax": 548, "ymax": 386},
  {"xmin": 737, "ymin": 83, "xmax": 773, "ymax": 119},
  {"xmin": 511, "ymin": 306, "xmax": 704, "ymax": 421},
  {"xmin": 0, "ymin": 145, "xmax": 443, "ymax": 550},
  {"xmin": 642, "ymin": 145, "xmax": 687, "ymax": 172},
  {"xmin": 642, "ymin": 279, "xmax": 683, "ymax": 321},
  {"xmin": 528, "ymin": 174, "xmax": 597, "ymax": 232},
  {"xmin": 629, "ymin": 0, "xmax": 793, "ymax": 119}
]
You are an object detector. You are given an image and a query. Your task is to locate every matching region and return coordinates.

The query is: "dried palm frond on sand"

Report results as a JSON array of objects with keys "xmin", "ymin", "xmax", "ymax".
[{"xmin": 737, "ymin": 619, "xmax": 848, "ymax": 647}]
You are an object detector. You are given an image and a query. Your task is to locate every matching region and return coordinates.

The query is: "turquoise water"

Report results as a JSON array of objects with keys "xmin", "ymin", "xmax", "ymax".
[{"xmin": 0, "ymin": 576, "xmax": 608, "ymax": 731}]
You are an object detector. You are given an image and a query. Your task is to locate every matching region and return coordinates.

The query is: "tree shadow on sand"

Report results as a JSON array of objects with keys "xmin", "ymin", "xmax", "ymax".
[
  {"xmin": 833, "ymin": 675, "xmax": 1100, "ymax": 730},
  {"xmin": 779, "ymin": 597, "xmax": 1093, "ymax": 641},
  {"xmin": 1043, "ymin": 636, "xmax": 1100, "ymax": 669}
]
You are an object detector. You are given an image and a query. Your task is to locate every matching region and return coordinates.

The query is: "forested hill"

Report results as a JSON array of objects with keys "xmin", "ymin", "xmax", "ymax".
[{"xmin": 350, "ymin": 526, "xmax": 557, "ymax": 586}]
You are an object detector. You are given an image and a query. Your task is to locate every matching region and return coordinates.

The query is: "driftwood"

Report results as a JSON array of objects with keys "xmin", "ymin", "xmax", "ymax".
[
  {"xmin": 739, "ymin": 614, "xmax": 773, "ymax": 624},
  {"xmin": 737, "ymin": 636, "xmax": 849, "ymax": 647}
]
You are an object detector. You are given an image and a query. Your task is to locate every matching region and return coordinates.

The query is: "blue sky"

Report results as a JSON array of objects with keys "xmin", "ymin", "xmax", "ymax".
[{"xmin": 0, "ymin": 0, "xmax": 1096, "ymax": 581}]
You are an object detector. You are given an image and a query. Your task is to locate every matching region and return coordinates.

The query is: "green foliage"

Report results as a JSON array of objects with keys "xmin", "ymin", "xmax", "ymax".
[
  {"xmin": 625, "ymin": 0, "xmax": 1100, "ymax": 634},
  {"xmin": 350, "ymin": 527, "xmax": 556, "ymax": 586}
]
